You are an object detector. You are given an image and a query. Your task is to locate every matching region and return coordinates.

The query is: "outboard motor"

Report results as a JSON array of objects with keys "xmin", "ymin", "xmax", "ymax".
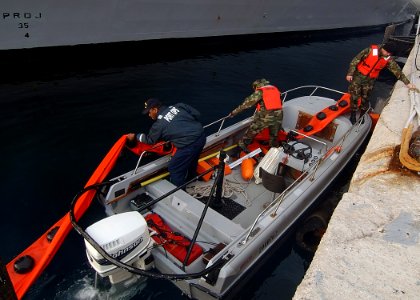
[{"xmin": 84, "ymin": 211, "xmax": 154, "ymax": 284}]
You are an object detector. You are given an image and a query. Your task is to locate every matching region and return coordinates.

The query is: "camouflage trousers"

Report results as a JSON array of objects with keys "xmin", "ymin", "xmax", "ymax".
[
  {"xmin": 348, "ymin": 72, "xmax": 376, "ymax": 112},
  {"xmin": 239, "ymin": 109, "xmax": 283, "ymax": 148}
]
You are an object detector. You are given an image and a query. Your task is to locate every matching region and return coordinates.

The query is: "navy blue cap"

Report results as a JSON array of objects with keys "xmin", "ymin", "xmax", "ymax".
[{"xmin": 142, "ymin": 98, "xmax": 162, "ymax": 114}]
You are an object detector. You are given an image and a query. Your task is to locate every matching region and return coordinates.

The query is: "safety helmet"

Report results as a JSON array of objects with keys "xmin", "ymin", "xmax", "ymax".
[{"xmin": 252, "ymin": 78, "xmax": 270, "ymax": 89}]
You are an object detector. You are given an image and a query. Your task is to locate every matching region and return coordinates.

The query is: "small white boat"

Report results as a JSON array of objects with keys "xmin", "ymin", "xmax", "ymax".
[{"xmin": 70, "ymin": 86, "xmax": 372, "ymax": 299}]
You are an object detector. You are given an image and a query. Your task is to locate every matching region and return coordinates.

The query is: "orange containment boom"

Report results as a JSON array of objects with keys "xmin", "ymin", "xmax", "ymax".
[
  {"xmin": 294, "ymin": 93, "xmax": 352, "ymax": 139},
  {"xmin": 127, "ymin": 139, "xmax": 174, "ymax": 156},
  {"xmin": 6, "ymin": 135, "xmax": 128, "ymax": 299}
]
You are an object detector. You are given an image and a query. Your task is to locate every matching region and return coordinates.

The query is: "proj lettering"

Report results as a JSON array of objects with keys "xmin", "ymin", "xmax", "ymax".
[
  {"xmin": 2, "ymin": 12, "xmax": 42, "ymax": 19},
  {"xmin": 2, "ymin": 12, "xmax": 43, "ymax": 39}
]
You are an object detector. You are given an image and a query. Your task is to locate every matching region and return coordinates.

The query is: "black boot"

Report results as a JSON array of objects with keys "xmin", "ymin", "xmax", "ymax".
[
  {"xmin": 349, "ymin": 111, "xmax": 356, "ymax": 125},
  {"xmin": 269, "ymin": 139, "xmax": 279, "ymax": 148},
  {"xmin": 238, "ymin": 141, "xmax": 250, "ymax": 154}
]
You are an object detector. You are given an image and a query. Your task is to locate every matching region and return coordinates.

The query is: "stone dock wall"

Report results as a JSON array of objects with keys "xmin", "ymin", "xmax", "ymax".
[{"xmin": 293, "ymin": 42, "xmax": 420, "ymax": 299}]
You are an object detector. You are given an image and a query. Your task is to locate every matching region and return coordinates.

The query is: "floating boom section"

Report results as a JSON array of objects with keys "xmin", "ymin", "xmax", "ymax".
[
  {"xmin": 6, "ymin": 135, "xmax": 128, "ymax": 299},
  {"xmin": 294, "ymin": 93, "xmax": 352, "ymax": 139},
  {"xmin": 127, "ymin": 140, "xmax": 174, "ymax": 156}
]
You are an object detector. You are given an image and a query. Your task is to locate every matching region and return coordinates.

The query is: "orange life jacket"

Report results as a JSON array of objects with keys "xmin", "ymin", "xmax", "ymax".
[
  {"xmin": 145, "ymin": 213, "xmax": 203, "ymax": 266},
  {"xmin": 256, "ymin": 85, "xmax": 282, "ymax": 111},
  {"xmin": 357, "ymin": 45, "xmax": 391, "ymax": 78}
]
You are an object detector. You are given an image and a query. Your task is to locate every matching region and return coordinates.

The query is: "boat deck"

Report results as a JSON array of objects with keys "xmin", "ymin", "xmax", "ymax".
[{"xmin": 186, "ymin": 168, "xmax": 271, "ymax": 228}]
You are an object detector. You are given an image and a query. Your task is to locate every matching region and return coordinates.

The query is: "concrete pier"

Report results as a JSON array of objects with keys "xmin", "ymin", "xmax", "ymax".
[{"xmin": 293, "ymin": 41, "xmax": 420, "ymax": 298}]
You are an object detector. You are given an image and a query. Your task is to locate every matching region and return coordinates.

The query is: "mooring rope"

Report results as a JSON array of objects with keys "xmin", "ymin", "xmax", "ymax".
[{"xmin": 186, "ymin": 177, "xmax": 252, "ymax": 206}]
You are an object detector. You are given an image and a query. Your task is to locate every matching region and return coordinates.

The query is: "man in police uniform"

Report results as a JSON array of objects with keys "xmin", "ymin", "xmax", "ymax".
[
  {"xmin": 346, "ymin": 42, "xmax": 417, "ymax": 124},
  {"xmin": 229, "ymin": 78, "xmax": 283, "ymax": 152},
  {"xmin": 127, "ymin": 98, "xmax": 206, "ymax": 187}
]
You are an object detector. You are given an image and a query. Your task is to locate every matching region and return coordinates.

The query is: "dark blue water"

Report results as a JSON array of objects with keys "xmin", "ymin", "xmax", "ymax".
[{"xmin": 0, "ymin": 30, "xmax": 394, "ymax": 300}]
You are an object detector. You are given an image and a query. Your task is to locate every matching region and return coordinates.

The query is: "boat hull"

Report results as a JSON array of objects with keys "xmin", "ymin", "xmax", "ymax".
[
  {"xmin": 89, "ymin": 88, "xmax": 372, "ymax": 299},
  {"xmin": 1, "ymin": 0, "xmax": 416, "ymax": 50}
]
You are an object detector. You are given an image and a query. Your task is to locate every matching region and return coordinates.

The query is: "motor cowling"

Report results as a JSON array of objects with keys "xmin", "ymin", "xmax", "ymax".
[{"xmin": 84, "ymin": 211, "xmax": 153, "ymax": 283}]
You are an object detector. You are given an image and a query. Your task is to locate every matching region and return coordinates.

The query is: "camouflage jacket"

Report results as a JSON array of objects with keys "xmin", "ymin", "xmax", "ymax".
[
  {"xmin": 231, "ymin": 90, "xmax": 266, "ymax": 116},
  {"xmin": 347, "ymin": 45, "xmax": 410, "ymax": 85}
]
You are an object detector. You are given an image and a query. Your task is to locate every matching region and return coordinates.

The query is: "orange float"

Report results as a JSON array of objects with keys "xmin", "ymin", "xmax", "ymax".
[{"xmin": 241, "ymin": 158, "xmax": 256, "ymax": 181}]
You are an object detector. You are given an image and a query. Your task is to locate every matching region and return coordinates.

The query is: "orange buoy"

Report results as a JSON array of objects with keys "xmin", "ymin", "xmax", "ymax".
[{"xmin": 241, "ymin": 158, "xmax": 256, "ymax": 180}]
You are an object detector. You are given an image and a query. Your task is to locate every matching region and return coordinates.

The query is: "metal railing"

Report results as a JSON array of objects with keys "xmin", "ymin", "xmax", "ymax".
[{"xmin": 282, "ymin": 85, "xmax": 345, "ymax": 103}]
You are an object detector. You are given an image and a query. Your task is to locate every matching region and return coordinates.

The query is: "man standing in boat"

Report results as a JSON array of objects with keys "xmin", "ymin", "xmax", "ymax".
[
  {"xmin": 127, "ymin": 98, "xmax": 206, "ymax": 187},
  {"xmin": 229, "ymin": 78, "xmax": 283, "ymax": 152},
  {"xmin": 346, "ymin": 41, "xmax": 417, "ymax": 124}
]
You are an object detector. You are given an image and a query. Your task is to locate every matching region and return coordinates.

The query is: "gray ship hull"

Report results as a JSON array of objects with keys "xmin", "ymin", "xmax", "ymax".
[{"xmin": 1, "ymin": 0, "xmax": 417, "ymax": 50}]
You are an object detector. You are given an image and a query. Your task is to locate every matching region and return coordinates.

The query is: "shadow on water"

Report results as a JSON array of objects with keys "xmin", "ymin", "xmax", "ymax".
[{"xmin": 0, "ymin": 25, "xmax": 389, "ymax": 84}]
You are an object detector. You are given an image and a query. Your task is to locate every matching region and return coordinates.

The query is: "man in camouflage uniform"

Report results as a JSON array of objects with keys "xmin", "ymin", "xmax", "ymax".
[
  {"xmin": 229, "ymin": 78, "xmax": 283, "ymax": 152},
  {"xmin": 346, "ymin": 42, "xmax": 417, "ymax": 124}
]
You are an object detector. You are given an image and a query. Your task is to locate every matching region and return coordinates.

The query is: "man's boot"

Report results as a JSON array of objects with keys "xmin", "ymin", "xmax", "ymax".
[
  {"xmin": 269, "ymin": 139, "xmax": 279, "ymax": 148},
  {"xmin": 238, "ymin": 141, "xmax": 250, "ymax": 154},
  {"xmin": 349, "ymin": 111, "xmax": 356, "ymax": 125}
]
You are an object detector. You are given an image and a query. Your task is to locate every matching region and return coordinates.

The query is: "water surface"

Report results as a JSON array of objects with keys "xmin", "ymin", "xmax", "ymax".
[{"xmin": 0, "ymin": 29, "xmax": 395, "ymax": 299}]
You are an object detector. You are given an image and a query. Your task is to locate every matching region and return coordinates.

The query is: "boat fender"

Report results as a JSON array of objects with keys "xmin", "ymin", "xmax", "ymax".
[
  {"xmin": 241, "ymin": 158, "xmax": 256, "ymax": 181},
  {"xmin": 13, "ymin": 255, "xmax": 34, "ymax": 274},
  {"xmin": 328, "ymin": 105, "xmax": 338, "ymax": 111},
  {"xmin": 303, "ymin": 125, "xmax": 313, "ymax": 132},
  {"xmin": 46, "ymin": 226, "xmax": 60, "ymax": 242},
  {"xmin": 338, "ymin": 99, "xmax": 348, "ymax": 107},
  {"xmin": 409, "ymin": 129, "xmax": 420, "ymax": 162},
  {"xmin": 295, "ymin": 210, "xmax": 328, "ymax": 253},
  {"xmin": 316, "ymin": 112, "xmax": 327, "ymax": 120}
]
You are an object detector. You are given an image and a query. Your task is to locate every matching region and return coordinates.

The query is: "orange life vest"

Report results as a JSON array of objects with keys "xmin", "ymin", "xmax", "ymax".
[
  {"xmin": 145, "ymin": 213, "xmax": 203, "ymax": 266},
  {"xmin": 357, "ymin": 45, "xmax": 391, "ymax": 78},
  {"xmin": 256, "ymin": 85, "xmax": 282, "ymax": 110}
]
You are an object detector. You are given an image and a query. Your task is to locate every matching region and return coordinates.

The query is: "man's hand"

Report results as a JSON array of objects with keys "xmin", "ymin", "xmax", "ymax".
[
  {"xmin": 126, "ymin": 133, "xmax": 136, "ymax": 141},
  {"xmin": 126, "ymin": 133, "xmax": 137, "ymax": 148},
  {"xmin": 407, "ymin": 83, "xmax": 420, "ymax": 93}
]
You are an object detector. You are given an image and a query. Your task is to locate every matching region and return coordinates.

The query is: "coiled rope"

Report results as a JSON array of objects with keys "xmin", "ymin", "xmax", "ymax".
[{"xmin": 186, "ymin": 176, "xmax": 252, "ymax": 206}]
